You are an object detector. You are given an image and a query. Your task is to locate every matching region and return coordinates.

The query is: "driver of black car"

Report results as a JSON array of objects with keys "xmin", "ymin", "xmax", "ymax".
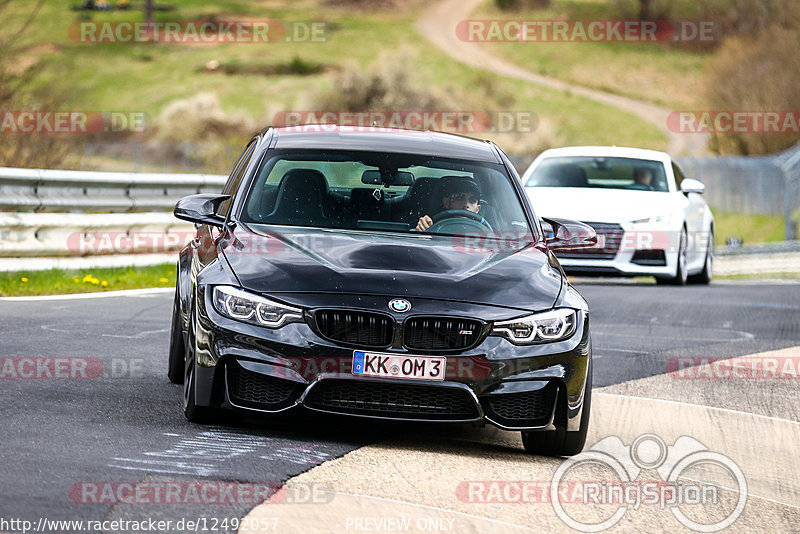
[{"xmin": 415, "ymin": 176, "xmax": 482, "ymax": 232}]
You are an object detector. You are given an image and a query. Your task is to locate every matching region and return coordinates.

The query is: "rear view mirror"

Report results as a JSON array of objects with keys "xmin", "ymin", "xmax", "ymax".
[
  {"xmin": 541, "ymin": 217, "xmax": 597, "ymax": 248},
  {"xmin": 361, "ymin": 170, "xmax": 414, "ymax": 186}
]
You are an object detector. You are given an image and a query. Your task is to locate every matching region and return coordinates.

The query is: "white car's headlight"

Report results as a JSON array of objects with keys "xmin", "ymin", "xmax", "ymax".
[
  {"xmin": 631, "ymin": 213, "xmax": 674, "ymax": 226},
  {"xmin": 491, "ymin": 308, "xmax": 577, "ymax": 345},
  {"xmin": 212, "ymin": 286, "xmax": 303, "ymax": 328}
]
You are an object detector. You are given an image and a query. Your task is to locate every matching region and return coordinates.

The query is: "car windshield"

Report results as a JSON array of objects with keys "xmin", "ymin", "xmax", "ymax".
[
  {"xmin": 239, "ymin": 149, "xmax": 533, "ymax": 238},
  {"xmin": 526, "ymin": 156, "xmax": 669, "ymax": 192}
]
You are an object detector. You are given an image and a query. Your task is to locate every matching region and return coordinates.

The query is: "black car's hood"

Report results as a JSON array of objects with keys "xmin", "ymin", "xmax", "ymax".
[{"xmin": 221, "ymin": 225, "xmax": 563, "ymax": 311}]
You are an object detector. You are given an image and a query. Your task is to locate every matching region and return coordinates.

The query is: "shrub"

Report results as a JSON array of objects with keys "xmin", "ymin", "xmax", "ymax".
[
  {"xmin": 494, "ymin": 0, "xmax": 551, "ymax": 10},
  {"xmin": 154, "ymin": 93, "xmax": 253, "ymax": 170},
  {"xmin": 313, "ymin": 51, "xmax": 456, "ymax": 112},
  {"xmin": 704, "ymin": 26, "xmax": 800, "ymax": 155}
]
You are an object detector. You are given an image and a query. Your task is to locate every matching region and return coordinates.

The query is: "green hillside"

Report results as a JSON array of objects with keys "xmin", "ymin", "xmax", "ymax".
[{"xmin": 2, "ymin": 0, "xmax": 694, "ymax": 172}]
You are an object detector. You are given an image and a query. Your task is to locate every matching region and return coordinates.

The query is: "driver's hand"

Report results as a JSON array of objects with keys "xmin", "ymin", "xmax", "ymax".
[{"xmin": 416, "ymin": 215, "xmax": 433, "ymax": 232}]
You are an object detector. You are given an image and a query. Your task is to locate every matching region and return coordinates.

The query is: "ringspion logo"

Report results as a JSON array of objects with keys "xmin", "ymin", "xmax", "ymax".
[{"xmin": 550, "ymin": 434, "xmax": 746, "ymax": 532}]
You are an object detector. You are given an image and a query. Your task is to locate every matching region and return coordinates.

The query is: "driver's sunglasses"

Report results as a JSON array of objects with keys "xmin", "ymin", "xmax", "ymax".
[{"xmin": 449, "ymin": 192, "xmax": 479, "ymax": 204}]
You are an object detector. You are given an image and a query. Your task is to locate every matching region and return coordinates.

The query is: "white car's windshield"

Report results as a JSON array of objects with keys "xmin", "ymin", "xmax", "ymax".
[
  {"xmin": 240, "ymin": 150, "xmax": 533, "ymax": 238},
  {"xmin": 527, "ymin": 156, "xmax": 669, "ymax": 192}
]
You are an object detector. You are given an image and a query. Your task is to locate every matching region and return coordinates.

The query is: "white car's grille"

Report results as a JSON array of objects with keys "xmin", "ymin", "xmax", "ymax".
[{"xmin": 553, "ymin": 222, "xmax": 623, "ymax": 260}]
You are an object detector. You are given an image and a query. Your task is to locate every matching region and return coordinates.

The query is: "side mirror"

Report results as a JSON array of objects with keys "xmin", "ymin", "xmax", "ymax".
[
  {"xmin": 541, "ymin": 217, "xmax": 597, "ymax": 248},
  {"xmin": 680, "ymin": 178, "xmax": 705, "ymax": 195},
  {"xmin": 174, "ymin": 194, "xmax": 230, "ymax": 227}
]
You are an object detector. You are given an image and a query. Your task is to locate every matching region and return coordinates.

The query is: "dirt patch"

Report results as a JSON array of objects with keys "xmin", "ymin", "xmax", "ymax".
[{"xmin": 12, "ymin": 43, "xmax": 61, "ymax": 74}]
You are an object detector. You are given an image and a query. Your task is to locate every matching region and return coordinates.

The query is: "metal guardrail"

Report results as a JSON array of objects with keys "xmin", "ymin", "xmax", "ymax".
[
  {"xmin": 0, "ymin": 167, "xmax": 227, "ymax": 212},
  {"xmin": 1, "ymin": 164, "xmax": 798, "ymax": 267},
  {"xmin": 0, "ymin": 167, "xmax": 226, "ymax": 263},
  {"xmin": 677, "ymin": 143, "xmax": 800, "ymax": 240},
  {"xmin": 0, "ymin": 212, "xmax": 194, "ymax": 257},
  {"xmin": 715, "ymin": 240, "xmax": 800, "ymax": 257}
]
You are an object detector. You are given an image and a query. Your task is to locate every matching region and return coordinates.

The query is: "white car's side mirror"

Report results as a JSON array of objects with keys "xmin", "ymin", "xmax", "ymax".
[{"xmin": 680, "ymin": 178, "xmax": 705, "ymax": 195}]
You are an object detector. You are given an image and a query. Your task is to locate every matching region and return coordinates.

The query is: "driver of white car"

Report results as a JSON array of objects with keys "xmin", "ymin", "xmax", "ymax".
[{"xmin": 415, "ymin": 176, "xmax": 482, "ymax": 232}]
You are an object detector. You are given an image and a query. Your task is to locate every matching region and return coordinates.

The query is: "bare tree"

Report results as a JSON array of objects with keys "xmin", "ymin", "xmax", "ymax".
[
  {"xmin": 638, "ymin": 0, "xmax": 652, "ymax": 19},
  {"xmin": 0, "ymin": 0, "xmax": 73, "ymax": 168},
  {"xmin": 0, "ymin": 0, "xmax": 44, "ymax": 108}
]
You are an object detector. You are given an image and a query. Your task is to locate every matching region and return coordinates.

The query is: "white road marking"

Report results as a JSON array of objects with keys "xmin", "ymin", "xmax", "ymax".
[
  {"xmin": 41, "ymin": 324, "xmax": 71, "ymax": 333},
  {"xmin": 101, "ymin": 327, "xmax": 170, "ymax": 339},
  {"xmin": 0, "ymin": 287, "xmax": 173, "ymax": 301},
  {"xmin": 107, "ymin": 457, "xmax": 216, "ymax": 477},
  {"xmin": 592, "ymin": 330, "xmax": 754, "ymax": 342},
  {"xmin": 109, "ymin": 429, "xmax": 320, "ymax": 476},
  {"xmin": 596, "ymin": 392, "xmax": 800, "ymax": 426},
  {"xmin": 676, "ymin": 473, "xmax": 800, "ymax": 511}
]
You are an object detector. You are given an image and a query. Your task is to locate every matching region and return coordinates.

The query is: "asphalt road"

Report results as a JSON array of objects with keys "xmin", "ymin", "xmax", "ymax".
[{"xmin": 1, "ymin": 282, "xmax": 798, "ymax": 532}]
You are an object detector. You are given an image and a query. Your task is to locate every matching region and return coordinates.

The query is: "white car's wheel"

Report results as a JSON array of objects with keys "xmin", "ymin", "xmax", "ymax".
[
  {"xmin": 657, "ymin": 227, "xmax": 688, "ymax": 285},
  {"xmin": 689, "ymin": 230, "xmax": 713, "ymax": 285}
]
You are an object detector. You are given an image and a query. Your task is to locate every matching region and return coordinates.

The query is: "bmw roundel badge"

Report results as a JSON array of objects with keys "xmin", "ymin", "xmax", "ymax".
[{"xmin": 389, "ymin": 298, "xmax": 411, "ymax": 313}]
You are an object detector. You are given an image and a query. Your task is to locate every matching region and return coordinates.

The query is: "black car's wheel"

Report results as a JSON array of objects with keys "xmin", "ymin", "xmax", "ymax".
[
  {"xmin": 688, "ymin": 229, "xmax": 713, "ymax": 285},
  {"xmin": 183, "ymin": 300, "xmax": 218, "ymax": 424},
  {"xmin": 522, "ymin": 358, "xmax": 592, "ymax": 457},
  {"xmin": 167, "ymin": 286, "xmax": 185, "ymax": 384},
  {"xmin": 656, "ymin": 227, "xmax": 688, "ymax": 286}
]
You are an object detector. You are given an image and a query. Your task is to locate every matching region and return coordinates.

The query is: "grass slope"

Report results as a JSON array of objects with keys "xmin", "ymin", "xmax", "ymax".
[{"xmin": 8, "ymin": 0, "xmax": 668, "ymax": 162}]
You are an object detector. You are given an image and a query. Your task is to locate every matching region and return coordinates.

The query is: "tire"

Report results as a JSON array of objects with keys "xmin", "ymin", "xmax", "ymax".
[
  {"xmin": 167, "ymin": 286, "xmax": 185, "ymax": 384},
  {"xmin": 521, "ymin": 358, "xmax": 592, "ymax": 457},
  {"xmin": 656, "ymin": 227, "xmax": 688, "ymax": 286},
  {"xmin": 688, "ymin": 229, "xmax": 713, "ymax": 285},
  {"xmin": 182, "ymin": 300, "xmax": 218, "ymax": 424}
]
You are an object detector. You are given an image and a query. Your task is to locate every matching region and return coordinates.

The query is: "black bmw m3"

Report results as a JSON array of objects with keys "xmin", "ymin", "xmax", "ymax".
[{"xmin": 169, "ymin": 125, "xmax": 597, "ymax": 456}]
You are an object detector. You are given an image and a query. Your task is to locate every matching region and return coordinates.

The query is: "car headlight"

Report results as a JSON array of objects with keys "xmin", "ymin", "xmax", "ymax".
[
  {"xmin": 491, "ymin": 308, "xmax": 577, "ymax": 345},
  {"xmin": 631, "ymin": 213, "xmax": 674, "ymax": 226},
  {"xmin": 212, "ymin": 286, "xmax": 303, "ymax": 328}
]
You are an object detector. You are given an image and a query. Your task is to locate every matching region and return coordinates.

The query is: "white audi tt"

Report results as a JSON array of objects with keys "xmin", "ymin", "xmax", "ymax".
[{"xmin": 522, "ymin": 146, "xmax": 714, "ymax": 285}]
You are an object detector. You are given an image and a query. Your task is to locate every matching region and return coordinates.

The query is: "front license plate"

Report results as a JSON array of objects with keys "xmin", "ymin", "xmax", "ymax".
[{"xmin": 352, "ymin": 351, "xmax": 445, "ymax": 381}]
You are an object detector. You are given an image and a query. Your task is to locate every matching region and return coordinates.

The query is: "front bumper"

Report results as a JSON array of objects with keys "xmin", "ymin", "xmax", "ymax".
[
  {"xmin": 191, "ymin": 289, "xmax": 591, "ymax": 432},
  {"xmin": 557, "ymin": 223, "xmax": 681, "ymax": 277}
]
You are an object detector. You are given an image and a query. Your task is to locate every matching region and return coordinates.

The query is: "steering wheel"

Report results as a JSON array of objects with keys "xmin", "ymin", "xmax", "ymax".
[{"xmin": 427, "ymin": 209, "xmax": 494, "ymax": 233}]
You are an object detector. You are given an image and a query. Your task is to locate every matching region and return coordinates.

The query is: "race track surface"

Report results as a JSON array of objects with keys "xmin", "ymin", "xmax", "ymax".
[{"xmin": 1, "ymin": 282, "xmax": 798, "ymax": 531}]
